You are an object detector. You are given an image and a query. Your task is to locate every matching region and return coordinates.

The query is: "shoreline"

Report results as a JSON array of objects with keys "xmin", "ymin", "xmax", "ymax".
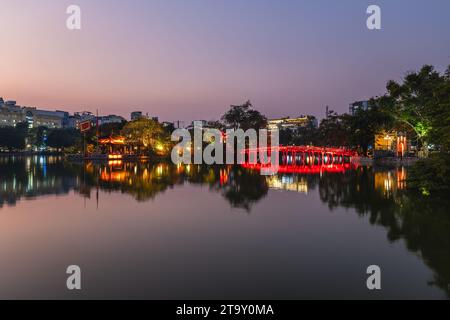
[
  {"xmin": 0, "ymin": 151, "xmax": 63, "ymax": 157},
  {"xmin": 356, "ymin": 156, "xmax": 421, "ymax": 167},
  {"xmin": 0, "ymin": 152, "xmax": 422, "ymax": 167}
]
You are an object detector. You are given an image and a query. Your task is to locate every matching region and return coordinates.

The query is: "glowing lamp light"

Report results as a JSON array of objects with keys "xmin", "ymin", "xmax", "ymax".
[
  {"xmin": 107, "ymin": 160, "xmax": 123, "ymax": 167},
  {"xmin": 108, "ymin": 154, "xmax": 123, "ymax": 160},
  {"xmin": 156, "ymin": 143, "xmax": 164, "ymax": 152}
]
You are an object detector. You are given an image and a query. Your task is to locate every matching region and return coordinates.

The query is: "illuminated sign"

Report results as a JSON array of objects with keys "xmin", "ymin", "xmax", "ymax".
[{"xmin": 79, "ymin": 121, "xmax": 91, "ymax": 132}]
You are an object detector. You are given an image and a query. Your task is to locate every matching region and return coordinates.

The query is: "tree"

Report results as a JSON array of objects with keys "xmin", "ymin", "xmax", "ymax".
[
  {"xmin": 348, "ymin": 105, "xmax": 394, "ymax": 156},
  {"xmin": 29, "ymin": 126, "xmax": 49, "ymax": 150},
  {"xmin": 292, "ymin": 125, "xmax": 319, "ymax": 146},
  {"xmin": 429, "ymin": 65, "xmax": 450, "ymax": 152},
  {"xmin": 47, "ymin": 129, "xmax": 79, "ymax": 150},
  {"xmin": 221, "ymin": 100, "xmax": 267, "ymax": 130},
  {"xmin": 99, "ymin": 122, "xmax": 126, "ymax": 137},
  {"xmin": 0, "ymin": 124, "xmax": 27, "ymax": 151},
  {"xmin": 376, "ymin": 65, "xmax": 450, "ymax": 156},
  {"xmin": 317, "ymin": 111, "xmax": 351, "ymax": 148},
  {"xmin": 15, "ymin": 121, "xmax": 28, "ymax": 150},
  {"xmin": 408, "ymin": 154, "xmax": 450, "ymax": 194},
  {"xmin": 205, "ymin": 120, "xmax": 225, "ymax": 131},
  {"xmin": 121, "ymin": 118, "xmax": 169, "ymax": 155},
  {"xmin": 279, "ymin": 129, "xmax": 294, "ymax": 146}
]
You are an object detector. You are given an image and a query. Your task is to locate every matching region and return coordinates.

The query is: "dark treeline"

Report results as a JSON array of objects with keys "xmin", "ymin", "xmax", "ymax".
[
  {"xmin": 0, "ymin": 123, "xmax": 82, "ymax": 152},
  {"xmin": 0, "ymin": 122, "xmax": 28, "ymax": 151}
]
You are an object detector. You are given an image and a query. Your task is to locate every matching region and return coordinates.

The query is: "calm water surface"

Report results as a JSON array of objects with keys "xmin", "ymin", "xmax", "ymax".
[{"xmin": 0, "ymin": 156, "xmax": 449, "ymax": 299}]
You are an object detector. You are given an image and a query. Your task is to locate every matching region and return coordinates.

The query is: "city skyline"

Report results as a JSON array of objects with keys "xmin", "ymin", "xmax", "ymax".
[
  {"xmin": 0, "ymin": 94, "xmax": 322, "ymax": 125},
  {"xmin": 1, "ymin": 0, "xmax": 450, "ymax": 122}
]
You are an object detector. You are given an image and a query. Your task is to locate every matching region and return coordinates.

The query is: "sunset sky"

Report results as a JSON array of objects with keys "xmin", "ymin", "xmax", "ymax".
[{"xmin": 1, "ymin": 0, "xmax": 449, "ymax": 122}]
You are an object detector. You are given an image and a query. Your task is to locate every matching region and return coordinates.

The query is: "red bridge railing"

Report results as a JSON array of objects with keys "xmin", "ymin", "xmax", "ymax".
[{"xmin": 241, "ymin": 146, "xmax": 358, "ymax": 173}]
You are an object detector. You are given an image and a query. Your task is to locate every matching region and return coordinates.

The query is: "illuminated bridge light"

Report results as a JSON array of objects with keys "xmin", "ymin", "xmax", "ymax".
[{"xmin": 241, "ymin": 146, "xmax": 358, "ymax": 174}]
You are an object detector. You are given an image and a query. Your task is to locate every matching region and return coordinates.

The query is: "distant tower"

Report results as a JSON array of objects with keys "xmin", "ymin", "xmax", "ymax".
[
  {"xmin": 326, "ymin": 105, "xmax": 329, "ymax": 118},
  {"xmin": 131, "ymin": 111, "xmax": 143, "ymax": 121}
]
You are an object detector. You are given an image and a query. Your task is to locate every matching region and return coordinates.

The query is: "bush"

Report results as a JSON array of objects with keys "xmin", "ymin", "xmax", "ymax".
[
  {"xmin": 0, "ymin": 126, "xmax": 26, "ymax": 151},
  {"xmin": 408, "ymin": 153, "xmax": 450, "ymax": 195}
]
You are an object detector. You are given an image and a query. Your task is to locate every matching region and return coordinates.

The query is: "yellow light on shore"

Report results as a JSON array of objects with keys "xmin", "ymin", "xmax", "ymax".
[
  {"xmin": 156, "ymin": 143, "xmax": 164, "ymax": 152},
  {"xmin": 108, "ymin": 154, "xmax": 123, "ymax": 160}
]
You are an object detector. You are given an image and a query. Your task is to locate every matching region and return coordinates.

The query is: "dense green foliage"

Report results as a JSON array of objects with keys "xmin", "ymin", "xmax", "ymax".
[
  {"xmin": 0, "ymin": 122, "xmax": 27, "ymax": 151},
  {"xmin": 376, "ymin": 65, "xmax": 450, "ymax": 155},
  {"xmin": 221, "ymin": 100, "xmax": 267, "ymax": 130},
  {"xmin": 121, "ymin": 118, "xmax": 171, "ymax": 155},
  {"xmin": 408, "ymin": 155, "xmax": 450, "ymax": 195},
  {"xmin": 46, "ymin": 128, "xmax": 81, "ymax": 150}
]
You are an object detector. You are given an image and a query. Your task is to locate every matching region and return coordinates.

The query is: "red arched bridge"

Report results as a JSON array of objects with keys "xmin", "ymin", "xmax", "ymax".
[{"xmin": 241, "ymin": 146, "xmax": 358, "ymax": 174}]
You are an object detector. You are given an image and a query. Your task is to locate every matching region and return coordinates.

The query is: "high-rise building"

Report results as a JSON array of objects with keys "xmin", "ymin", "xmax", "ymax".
[
  {"xmin": 0, "ymin": 102, "xmax": 24, "ymax": 127},
  {"xmin": 0, "ymin": 97, "xmax": 69, "ymax": 129},
  {"xmin": 99, "ymin": 115, "xmax": 126, "ymax": 125},
  {"xmin": 22, "ymin": 108, "xmax": 69, "ymax": 129},
  {"xmin": 349, "ymin": 101, "xmax": 370, "ymax": 115},
  {"xmin": 5, "ymin": 101, "xmax": 17, "ymax": 107},
  {"xmin": 131, "ymin": 111, "xmax": 143, "ymax": 121},
  {"xmin": 268, "ymin": 116, "xmax": 318, "ymax": 132},
  {"xmin": 1, "ymin": 97, "xmax": 129, "ymax": 130}
]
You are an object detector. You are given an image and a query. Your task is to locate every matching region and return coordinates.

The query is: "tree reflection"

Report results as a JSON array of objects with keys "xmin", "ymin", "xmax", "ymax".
[
  {"xmin": 1, "ymin": 157, "xmax": 448, "ymax": 297},
  {"xmin": 219, "ymin": 166, "xmax": 268, "ymax": 212},
  {"xmin": 0, "ymin": 158, "xmax": 269, "ymax": 210},
  {"xmin": 317, "ymin": 166, "xmax": 450, "ymax": 298},
  {"xmin": 75, "ymin": 161, "xmax": 268, "ymax": 212},
  {"xmin": 94, "ymin": 163, "xmax": 268, "ymax": 211}
]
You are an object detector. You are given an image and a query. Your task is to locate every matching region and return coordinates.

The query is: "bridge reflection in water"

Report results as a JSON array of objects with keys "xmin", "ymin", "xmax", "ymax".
[{"xmin": 240, "ymin": 146, "xmax": 359, "ymax": 195}]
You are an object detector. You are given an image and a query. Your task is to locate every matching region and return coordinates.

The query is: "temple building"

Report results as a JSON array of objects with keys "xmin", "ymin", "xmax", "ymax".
[{"xmin": 374, "ymin": 130, "xmax": 410, "ymax": 158}]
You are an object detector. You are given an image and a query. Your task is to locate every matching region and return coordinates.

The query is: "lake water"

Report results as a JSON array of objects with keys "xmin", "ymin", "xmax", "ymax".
[{"xmin": 0, "ymin": 156, "xmax": 449, "ymax": 299}]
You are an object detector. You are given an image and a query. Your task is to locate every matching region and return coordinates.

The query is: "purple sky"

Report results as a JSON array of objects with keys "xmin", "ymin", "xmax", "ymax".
[{"xmin": 1, "ymin": 0, "xmax": 449, "ymax": 123}]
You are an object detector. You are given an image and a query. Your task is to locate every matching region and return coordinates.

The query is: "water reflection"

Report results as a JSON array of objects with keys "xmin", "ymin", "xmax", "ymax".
[
  {"xmin": 267, "ymin": 175, "xmax": 310, "ymax": 194},
  {"xmin": 95, "ymin": 162, "xmax": 269, "ymax": 211},
  {"xmin": 316, "ymin": 166, "xmax": 450, "ymax": 297},
  {"xmin": 0, "ymin": 157, "xmax": 269, "ymax": 212},
  {"xmin": 0, "ymin": 157, "xmax": 449, "ymax": 297},
  {"xmin": 0, "ymin": 156, "xmax": 78, "ymax": 207}
]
